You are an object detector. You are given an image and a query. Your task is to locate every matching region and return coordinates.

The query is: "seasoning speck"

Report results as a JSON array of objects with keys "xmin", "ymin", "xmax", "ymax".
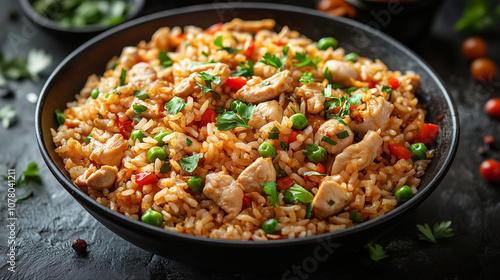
[{"xmin": 71, "ymin": 239, "xmax": 87, "ymax": 254}]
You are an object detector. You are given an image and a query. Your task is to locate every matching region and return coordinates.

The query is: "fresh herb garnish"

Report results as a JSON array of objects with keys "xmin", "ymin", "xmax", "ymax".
[
  {"xmin": 179, "ymin": 153, "xmax": 203, "ymax": 173},
  {"xmin": 324, "ymin": 67, "xmax": 332, "ymax": 84},
  {"xmin": 321, "ymin": 136, "xmax": 337, "ymax": 145},
  {"xmin": 381, "ymin": 85, "xmax": 392, "ymax": 101},
  {"xmin": 215, "ymin": 102, "xmax": 255, "ymax": 131},
  {"xmin": 187, "ymin": 59, "xmax": 214, "ymax": 71},
  {"xmin": 300, "ymin": 72, "xmax": 316, "ymax": 84},
  {"xmin": 344, "ymin": 87, "xmax": 358, "ymax": 95},
  {"xmin": 233, "ymin": 60, "xmax": 254, "ymax": 78},
  {"xmin": 201, "ymin": 51, "xmax": 209, "ymax": 57},
  {"xmin": 280, "ymin": 141, "xmax": 289, "ymax": 151},
  {"xmin": 305, "ymin": 204, "xmax": 314, "ymax": 219},
  {"xmin": 55, "ymin": 109, "xmax": 65, "ymax": 125},
  {"xmin": 194, "ymin": 71, "xmax": 222, "ymax": 99},
  {"xmin": 164, "ymin": 96, "xmax": 186, "ymax": 116},
  {"xmin": 186, "ymin": 138, "xmax": 193, "ymax": 146},
  {"xmin": 105, "ymin": 88, "xmax": 118, "ymax": 98},
  {"xmin": 132, "ymin": 89, "xmax": 149, "ymax": 100},
  {"xmin": 417, "ymin": 221, "xmax": 454, "ymax": 243},
  {"xmin": 350, "ymin": 210, "xmax": 363, "ymax": 223},
  {"xmin": 365, "ymin": 243, "xmax": 389, "ymax": 262},
  {"xmin": 286, "ymin": 184, "xmax": 314, "ymax": 204},
  {"xmin": 0, "ymin": 49, "xmax": 52, "ymax": 85},
  {"xmin": 259, "ymin": 52, "xmax": 284, "ymax": 71},
  {"xmin": 0, "ymin": 105, "xmax": 17, "ymax": 128},
  {"xmin": 331, "ymin": 83, "xmax": 344, "ymax": 89},
  {"xmin": 323, "ymin": 83, "xmax": 333, "ymax": 98},
  {"xmin": 159, "ymin": 50, "xmax": 173, "ymax": 68},
  {"xmin": 84, "ymin": 134, "xmax": 93, "ymax": 143},
  {"xmin": 119, "ymin": 68, "xmax": 127, "ymax": 86},
  {"xmin": 268, "ymin": 126, "xmax": 280, "ymax": 139},
  {"xmin": 215, "ymin": 107, "xmax": 226, "ymax": 114},
  {"xmin": 214, "ymin": 35, "xmax": 241, "ymax": 54},
  {"xmin": 1, "ymin": 162, "xmax": 42, "ymax": 202},
  {"xmin": 262, "ymin": 181, "xmax": 280, "ymax": 207},
  {"xmin": 336, "ymin": 131, "xmax": 349, "ymax": 139},
  {"xmin": 292, "ymin": 52, "xmax": 321, "ymax": 69},
  {"xmin": 303, "ymin": 171, "xmax": 326, "ymax": 176},
  {"xmin": 353, "ymin": 131, "xmax": 362, "ymax": 142},
  {"xmin": 454, "ymin": 0, "xmax": 500, "ymax": 32},
  {"xmin": 261, "ymin": 80, "xmax": 270, "ymax": 86},
  {"xmin": 345, "ymin": 52, "xmax": 358, "ymax": 62},
  {"xmin": 324, "ymin": 93, "xmax": 362, "ymax": 123},
  {"xmin": 328, "ymin": 200, "xmax": 335, "ymax": 206},
  {"xmin": 133, "ymin": 115, "xmax": 142, "ymax": 123},
  {"xmin": 132, "ymin": 104, "xmax": 147, "ymax": 115}
]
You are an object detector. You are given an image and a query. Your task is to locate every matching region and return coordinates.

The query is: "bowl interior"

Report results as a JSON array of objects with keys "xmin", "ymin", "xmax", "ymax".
[{"xmin": 36, "ymin": 2, "xmax": 459, "ymax": 270}]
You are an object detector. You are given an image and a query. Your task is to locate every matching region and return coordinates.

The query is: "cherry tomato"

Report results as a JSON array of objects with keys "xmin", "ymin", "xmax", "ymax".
[
  {"xmin": 205, "ymin": 22, "xmax": 223, "ymax": 34},
  {"xmin": 199, "ymin": 109, "xmax": 217, "ymax": 127},
  {"xmin": 243, "ymin": 37, "xmax": 255, "ymax": 59},
  {"xmin": 242, "ymin": 195, "xmax": 252, "ymax": 208},
  {"xmin": 479, "ymin": 159, "xmax": 500, "ymax": 183},
  {"xmin": 414, "ymin": 123, "xmax": 439, "ymax": 146},
  {"xmin": 388, "ymin": 144, "xmax": 413, "ymax": 160},
  {"xmin": 485, "ymin": 98, "xmax": 500, "ymax": 118},
  {"xmin": 225, "ymin": 77, "xmax": 248, "ymax": 91},
  {"xmin": 388, "ymin": 77, "xmax": 400, "ymax": 90},
  {"xmin": 461, "ymin": 36, "xmax": 487, "ymax": 60},
  {"xmin": 136, "ymin": 172, "xmax": 159, "ymax": 185},
  {"xmin": 277, "ymin": 176, "xmax": 296, "ymax": 190},
  {"xmin": 288, "ymin": 131, "xmax": 299, "ymax": 144},
  {"xmin": 470, "ymin": 58, "xmax": 497, "ymax": 82}
]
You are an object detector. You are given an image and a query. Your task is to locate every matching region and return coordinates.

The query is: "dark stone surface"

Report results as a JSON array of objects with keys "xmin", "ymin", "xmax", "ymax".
[{"xmin": 0, "ymin": 0, "xmax": 499, "ymax": 279}]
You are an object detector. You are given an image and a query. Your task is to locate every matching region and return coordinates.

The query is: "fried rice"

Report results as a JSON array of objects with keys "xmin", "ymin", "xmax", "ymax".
[{"xmin": 51, "ymin": 19, "xmax": 434, "ymax": 240}]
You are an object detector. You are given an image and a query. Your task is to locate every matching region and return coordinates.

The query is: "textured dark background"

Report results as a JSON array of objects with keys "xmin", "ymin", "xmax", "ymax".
[{"xmin": 1, "ymin": 0, "xmax": 499, "ymax": 279}]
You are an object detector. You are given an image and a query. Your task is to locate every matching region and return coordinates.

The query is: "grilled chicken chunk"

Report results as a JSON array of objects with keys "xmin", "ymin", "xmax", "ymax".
[
  {"xmin": 350, "ymin": 96, "xmax": 393, "ymax": 136},
  {"xmin": 248, "ymin": 100, "xmax": 284, "ymax": 129},
  {"xmin": 237, "ymin": 157, "xmax": 276, "ymax": 192},
  {"xmin": 89, "ymin": 133, "xmax": 129, "ymax": 167},
  {"xmin": 312, "ymin": 175, "xmax": 351, "ymax": 219},
  {"xmin": 235, "ymin": 70, "xmax": 293, "ymax": 103},
  {"xmin": 331, "ymin": 130, "xmax": 382, "ymax": 175},
  {"xmin": 323, "ymin": 60, "xmax": 358, "ymax": 86},
  {"xmin": 314, "ymin": 119, "xmax": 353, "ymax": 155},
  {"xmin": 203, "ymin": 172, "xmax": 244, "ymax": 215},
  {"xmin": 295, "ymin": 82, "xmax": 326, "ymax": 114}
]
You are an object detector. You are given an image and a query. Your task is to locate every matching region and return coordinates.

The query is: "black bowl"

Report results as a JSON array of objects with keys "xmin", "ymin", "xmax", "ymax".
[
  {"xmin": 20, "ymin": 0, "xmax": 145, "ymax": 34},
  {"xmin": 35, "ymin": 2, "xmax": 459, "ymax": 273}
]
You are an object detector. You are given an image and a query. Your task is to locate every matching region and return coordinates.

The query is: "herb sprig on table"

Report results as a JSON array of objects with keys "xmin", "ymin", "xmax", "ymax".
[{"xmin": 2, "ymin": 162, "xmax": 41, "ymax": 201}]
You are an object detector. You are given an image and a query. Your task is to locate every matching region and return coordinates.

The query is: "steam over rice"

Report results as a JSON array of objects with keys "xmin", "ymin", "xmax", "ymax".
[{"xmin": 52, "ymin": 19, "xmax": 433, "ymax": 240}]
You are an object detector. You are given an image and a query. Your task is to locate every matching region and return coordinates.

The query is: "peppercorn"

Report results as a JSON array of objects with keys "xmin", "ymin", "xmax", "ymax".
[{"xmin": 71, "ymin": 239, "xmax": 87, "ymax": 254}]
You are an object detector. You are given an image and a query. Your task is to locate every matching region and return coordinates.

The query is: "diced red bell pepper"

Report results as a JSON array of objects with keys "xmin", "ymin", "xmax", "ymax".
[
  {"xmin": 317, "ymin": 163, "xmax": 326, "ymax": 174},
  {"xmin": 225, "ymin": 77, "xmax": 248, "ymax": 91},
  {"xmin": 288, "ymin": 131, "xmax": 299, "ymax": 145},
  {"xmin": 414, "ymin": 123, "xmax": 439, "ymax": 146},
  {"xmin": 275, "ymin": 41, "xmax": 287, "ymax": 46},
  {"xmin": 277, "ymin": 176, "xmax": 296, "ymax": 190},
  {"xmin": 243, "ymin": 37, "xmax": 255, "ymax": 59},
  {"xmin": 115, "ymin": 113, "xmax": 132, "ymax": 139},
  {"xmin": 242, "ymin": 195, "xmax": 252, "ymax": 208},
  {"xmin": 199, "ymin": 109, "xmax": 217, "ymax": 127},
  {"xmin": 388, "ymin": 144, "xmax": 413, "ymax": 160},
  {"xmin": 136, "ymin": 172, "xmax": 158, "ymax": 185},
  {"xmin": 206, "ymin": 22, "xmax": 223, "ymax": 34},
  {"xmin": 367, "ymin": 81, "xmax": 376, "ymax": 89},
  {"xmin": 177, "ymin": 33, "xmax": 184, "ymax": 38},
  {"xmin": 388, "ymin": 77, "xmax": 400, "ymax": 90}
]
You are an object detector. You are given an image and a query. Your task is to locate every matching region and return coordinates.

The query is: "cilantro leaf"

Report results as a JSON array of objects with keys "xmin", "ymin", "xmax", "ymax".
[
  {"xmin": 194, "ymin": 80, "xmax": 221, "ymax": 99},
  {"xmin": 303, "ymin": 171, "xmax": 326, "ymax": 176},
  {"xmin": 186, "ymin": 138, "xmax": 193, "ymax": 146},
  {"xmin": 259, "ymin": 52, "xmax": 284, "ymax": 71},
  {"xmin": 350, "ymin": 209, "xmax": 363, "ymax": 223},
  {"xmin": 195, "ymin": 72, "xmax": 222, "ymax": 99},
  {"xmin": 300, "ymin": 72, "xmax": 316, "ymax": 84},
  {"xmin": 22, "ymin": 162, "xmax": 41, "ymax": 186},
  {"xmin": 262, "ymin": 181, "xmax": 280, "ymax": 207},
  {"xmin": 293, "ymin": 52, "xmax": 321, "ymax": 69},
  {"xmin": 0, "ymin": 105, "xmax": 17, "ymax": 128},
  {"xmin": 132, "ymin": 89, "xmax": 149, "ymax": 100},
  {"xmin": 132, "ymin": 104, "xmax": 147, "ymax": 115},
  {"xmin": 164, "ymin": 96, "xmax": 186, "ymax": 116},
  {"xmin": 214, "ymin": 35, "xmax": 241, "ymax": 54},
  {"xmin": 233, "ymin": 60, "xmax": 254, "ymax": 78},
  {"xmin": 417, "ymin": 221, "xmax": 454, "ymax": 243},
  {"xmin": 215, "ymin": 103, "xmax": 255, "ymax": 131},
  {"xmin": 366, "ymin": 243, "xmax": 389, "ymax": 262},
  {"xmin": 119, "ymin": 68, "xmax": 127, "ymax": 86},
  {"xmin": 286, "ymin": 184, "xmax": 313, "ymax": 204},
  {"xmin": 179, "ymin": 154, "xmax": 203, "ymax": 173},
  {"xmin": 381, "ymin": 85, "xmax": 392, "ymax": 101},
  {"xmin": 417, "ymin": 223, "xmax": 436, "ymax": 243},
  {"xmin": 159, "ymin": 50, "xmax": 173, "ymax": 68}
]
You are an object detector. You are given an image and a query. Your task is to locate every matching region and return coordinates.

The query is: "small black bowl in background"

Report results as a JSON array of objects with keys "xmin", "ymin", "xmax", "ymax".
[
  {"xmin": 20, "ymin": 0, "xmax": 145, "ymax": 34},
  {"xmin": 345, "ymin": 0, "xmax": 445, "ymax": 44}
]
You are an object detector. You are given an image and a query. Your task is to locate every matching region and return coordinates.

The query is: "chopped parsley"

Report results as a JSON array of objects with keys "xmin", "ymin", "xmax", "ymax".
[
  {"xmin": 214, "ymin": 35, "xmax": 241, "ymax": 54},
  {"xmin": 132, "ymin": 104, "xmax": 147, "ymax": 115},
  {"xmin": 1, "ymin": 162, "xmax": 41, "ymax": 202},
  {"xmin": 321, "ymin": 136, "xmax": 337, "ymax": 145},
  {"xmin": 0, "ymin": 105, "xmax": 17, "ymax": 128},
  {"xmin": 159, "ymin": 50, "xmax": 173, "ymax": 68},
  {"xmin": 324, "ymin": 93, "xmax": 363, "ymax": 124},
  {"xmin": 366, "ymin": 243, "xmax": 389, "ymax": 262},
  {"xmin": 303, "ymin": 171, "xmax": 326, "ymax": 176},
  {"xmin": 417, "ymin": 221, "xmax": 454, "ymax": 243},
  {"xmin": 328, "ymin": 200, "xmax": 335, "ymax": 206},
  {"xmin": 179, "ymin": 153, "xmax": 203, "ymax": 173},
  {"xmin": 336, "ymin": 131, "xmax": 349, "ymax": 139},
  {"xmin": 194, "ymin": 71, "xmax": 222, "ymax": 99},
  {"xmin": 259, "ymin": 52, "xmax": 284, "ymax": 71},
  {"xmin": 285, "ymin": 184, "xmax": 314, "ymax": 204},
  {"xmin": 132, "ymin": 89, "xmax": 149, "ymax": 100},
  {"xmin": 322, "ymin": 84, "xmax": 333, "ymax": 98},
  {"xmin": 324, "ymin": 67, "xmax": 332, "ymax": 83},
  {"xmin": 292, "ymin": 52, "xmax": 321, "ymax": 69},
  {"xmin": 344, "ymin": 87, "xmax": 358, "ymax": 95},
  {"xmin": 164, "ymin": 96, "xmax": 186, "ymax": 116},
  {"xmin": 84, "ymin": 134, "xmax": 93, "ymax": 143},
  {"xmin": 201, "ymin": 51, "xmax": 209, "ymax": 57},
  {"xmin": 262, "ymin": 181, "xmax": 280, "ymax": 207},
  {"xmin": 350, "ymin": 210, "xmax": 363, "ymax": 223},
  {"xmin": 215, "ymin": 107, "xmax": 226, "ymax": 114},
  {"xmin": 233, "ymin": 60, "xmax": 254, "ymax": 78},
  {"xmin": 54, "ymin": 109, "xmax": 65, "ymax": 125},
  {"xmin": 300, "ymin": 72, "xmax": 316, "ymax": 84},
  {"xmin": 186, "ymin": 138, "xmax": 193, "ymax": 146},
  {"xmin": 187, "ymin": 59, "xmax": 214, "ymax": 71},
  {"xmin": 215, "ymin": 102, "xmax": 255, "ymax": 131},
  {"xmin": 119, "ymin": 68, "xmax": 127, "ymax": 86},
  {"xmin": 381, "ymin": 85, "xmax": 392, "ymax": 101},
  {"xmin": 280, "ymin": 141, "xmax": 289, "ymax": 151},
  {"xmin": 268, "ymin": 126, "xmax": 280, "ymax": 139}
]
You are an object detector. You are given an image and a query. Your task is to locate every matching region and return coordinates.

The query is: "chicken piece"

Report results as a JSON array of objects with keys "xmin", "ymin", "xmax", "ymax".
[
  {"xmin": 173, "ymin": 73, "xmax": 198, "ymax": 97},
  {"xmin": 295, "ymin": 82, "xmax": 326, "ymax": 114},
  {"xmin": 237, "ymin": 157, "xmax": 276, "ymax": 193},
  {"xmin": 128, "ymin": 62, "xmax": 157, "ymax": 86},
  {"xmin": 331, "ymin": 130, "xmax": 382, "ymax": 175},
  {"xmin": 203, "ymin": 172, "xmax": 244, "ymax": 215},
  {"xmin": 165, "ymin": 132, "xmax": 201, "ymax": 154},
  {"xmin": 125, "ymin": 99, "xmax": 160, "ymax": 119},
  {"xmin": 74, "ymin": 165, "xmax": 118, "ymax": 191},
  {"xmin": 314, "ymin": 119, "xmax": 353, "ymax": 155},
  {"xmin": 350, "ymin": 96, "xmax": 394, "ymax": 135},
  {"xmin": 56, "ymin": 138, "xmax": 86, "ymax": 163},
  {"xmin": 151, "ymin": 27, "xmax": 171, "ymax": 50},
  {"xmin": 253, "ymin": 62, "xmax": 278, "ymax": 79},
  {"xmin": 89, "ymin": 134, "xmax": 129, "ymax": 167},
  {"xmin": 173, "ymin": 63, "xmax": 230, "ymax": 97},
  {"xmin": 189, "ymin": 63, "xmax": 231, "ymax": 85},
  {"xmin": 118, "ymin": 47, "xmax": 138, "ymax": 70},
  {"xmin": 312, "ymin": 175, "xmax": 351, "ymax": 219},
  {"xmin": 248, "ymin": 100, "xmax": 283, "ymax": 129},
  {"xmin": 222, "ymin": 18, "xmax": 275, "ymax": 33},
  {"xmin": 235, "ymin": 70, "xmax": 293, "ymax": 104},
  {"xmin": 323, "ymin": 60, "xmax": 358, "ymax": 86}
]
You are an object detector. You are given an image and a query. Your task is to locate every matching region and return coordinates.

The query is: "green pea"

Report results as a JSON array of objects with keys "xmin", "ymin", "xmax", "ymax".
[
  {"xmin": 304, "ymin": 145, "xmax": 327, "ymax": 163},
  {"xmin": 131, "ymin": 130, "xmax": 145, "ymax": 142},
  {"xmin": 262, "ymin": 218, "xmax": 278, "ymax": 234},
  {"xmin": 90, "ymin": 87, "xmax": 100, "ymax": 99},
  {"xmin": 274, "ymin": 164, "xmax": 287, "ymax": 179},
  {"xmin": 317, "ymin": 37, "xmax": 339, "ymax": 50},
  {"xmin": 160, "ymin": 161, "xmax": 171, "ymax": 173},
  {"xmin": 291, "ymin": 113, "xmax": 308, "ymax": 130},
  {"xmin": 187, "ymin": 176, "xmax": 205, "ymax": 194},
  {"xmin": 154, "ymin": 131, "xmax": 170, "ymax": 146},
  {"xmin": 141, "ymin": 209, "xmax": 163, "ymax": 227},
  {"xmin": 230, "ymin": 100, "xmax": 244, "ymax": 112},
  {"xmin": 408, "ymin": 143, "xmax": 427, "ymax": 160},
  {"xmin": 147, "ymin": 146, "xmax": 167, "ymax": 163},
  {"xmin": 258, "ymin": 142, "xmax": 277, "ymax": 159},
  {"xmin": 394, "ymin": 185, "xmax": 414, "ymax": 203}
]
